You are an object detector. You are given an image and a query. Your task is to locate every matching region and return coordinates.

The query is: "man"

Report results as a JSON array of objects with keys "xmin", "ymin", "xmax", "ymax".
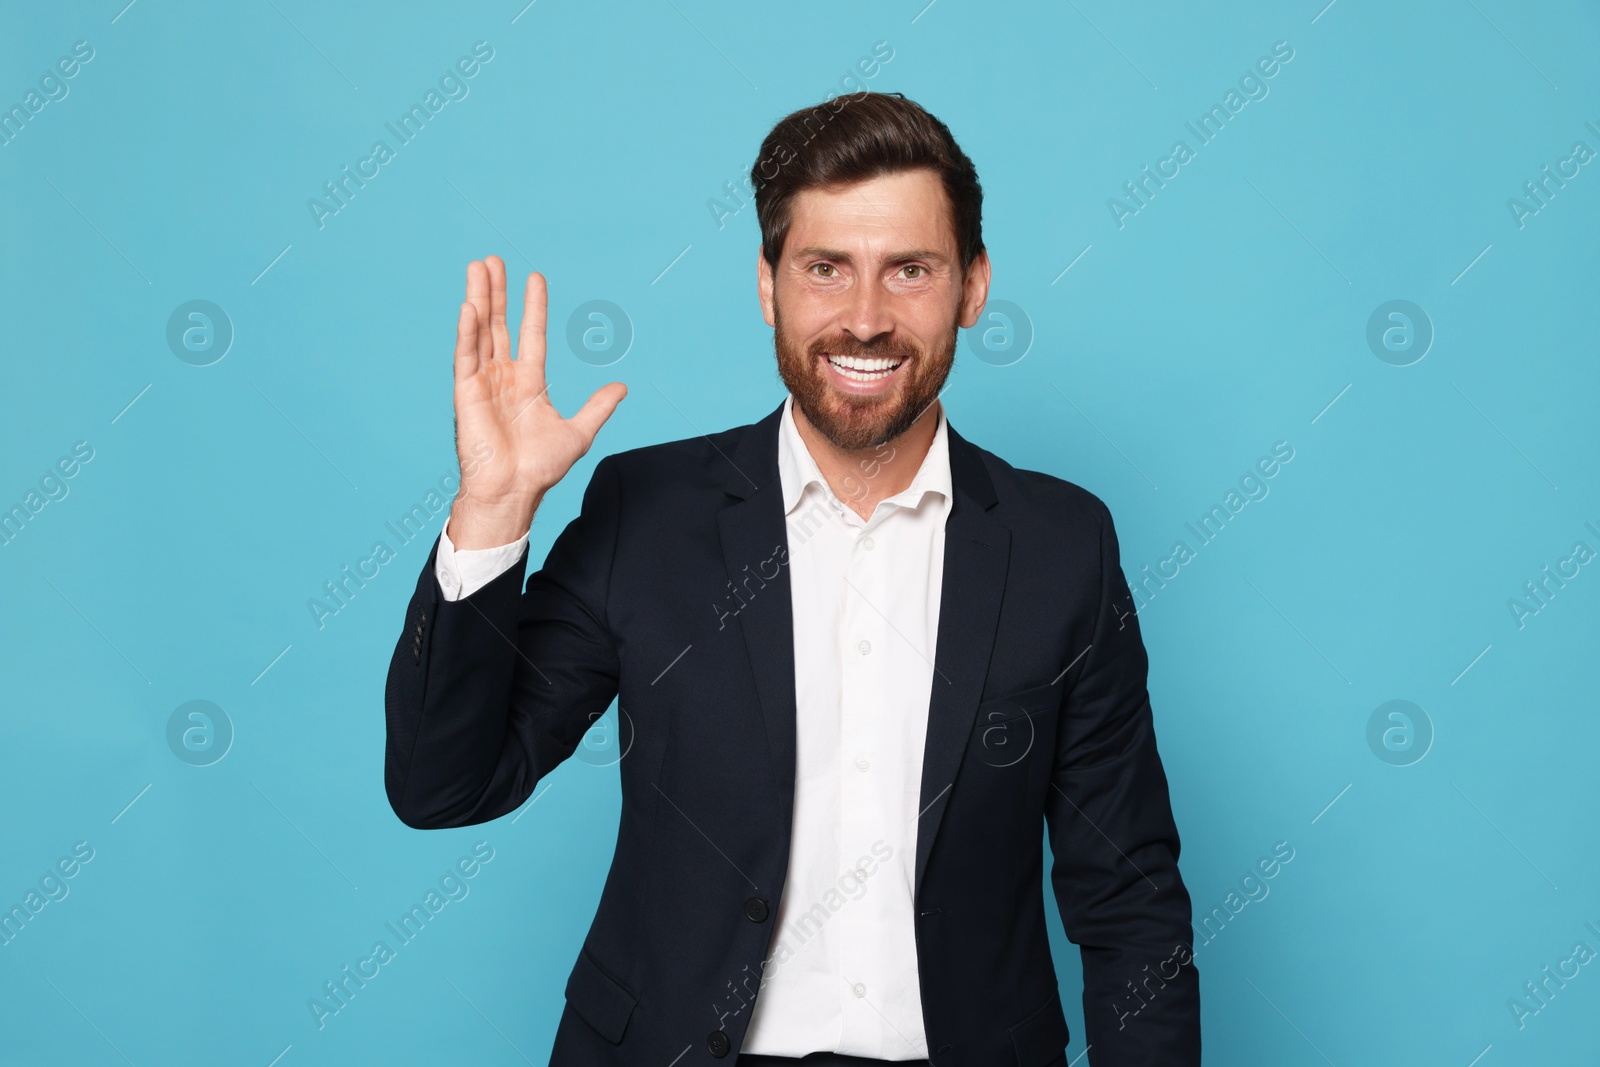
[{"xmin": 384, "ymin": 92, "xmax": 1200, "ymax": 1066}]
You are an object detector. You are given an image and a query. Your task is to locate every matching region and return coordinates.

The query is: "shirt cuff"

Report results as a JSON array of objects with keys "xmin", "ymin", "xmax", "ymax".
[{"xmin": 436, "ymin": 509, "xmax": 530, "ymax": 601}]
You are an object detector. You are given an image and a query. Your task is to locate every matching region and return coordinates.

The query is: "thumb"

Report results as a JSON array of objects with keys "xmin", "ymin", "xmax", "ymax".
[{"xmin": 568, "ymin": 381, "xmax": 627, "ymax": 446}]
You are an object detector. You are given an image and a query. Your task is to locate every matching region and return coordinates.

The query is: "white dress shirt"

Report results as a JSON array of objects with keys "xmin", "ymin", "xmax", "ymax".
[{"xmin": 435, "ymin": 394, "xmax": 952, "ymax": 1059}]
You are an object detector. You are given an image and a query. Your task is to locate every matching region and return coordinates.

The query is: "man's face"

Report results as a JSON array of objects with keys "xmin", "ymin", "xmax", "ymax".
[{"xmin": 758, "ymin": 168, "xmax": 991, "ymax": 451}]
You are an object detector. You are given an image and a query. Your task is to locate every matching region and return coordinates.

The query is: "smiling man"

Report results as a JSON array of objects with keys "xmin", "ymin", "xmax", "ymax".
[{"xmin": 384, "ymin": 92, "xmax": 1200, "ymax": 1067}]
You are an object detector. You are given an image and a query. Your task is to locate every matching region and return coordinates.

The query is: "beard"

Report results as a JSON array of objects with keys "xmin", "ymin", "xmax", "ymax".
[{"xmin": 772, "ymin": 298, "xmax": 958, "ymax": 452}]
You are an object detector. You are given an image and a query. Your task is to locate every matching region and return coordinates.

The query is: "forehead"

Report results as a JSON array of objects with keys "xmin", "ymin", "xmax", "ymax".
[{"xmin": 784, "ymin": 169, "xmax": 955, "ymax": 255}]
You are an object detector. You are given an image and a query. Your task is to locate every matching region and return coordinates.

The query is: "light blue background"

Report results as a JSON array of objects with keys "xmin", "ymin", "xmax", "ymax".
[{"xmin": 3, "ymin": 1, "xmax": 1598, "ymax": 1064}]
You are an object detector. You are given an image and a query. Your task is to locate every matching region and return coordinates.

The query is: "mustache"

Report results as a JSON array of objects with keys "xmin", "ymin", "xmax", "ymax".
[{"xmin": 810, "ymin": 335, "xmax": 919, "ymax": 360}]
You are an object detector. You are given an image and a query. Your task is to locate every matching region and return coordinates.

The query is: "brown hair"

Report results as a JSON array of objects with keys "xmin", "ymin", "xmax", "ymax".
[{"xmin": 750, "ymin": 91, "xmax": 984, "ymax": 275}]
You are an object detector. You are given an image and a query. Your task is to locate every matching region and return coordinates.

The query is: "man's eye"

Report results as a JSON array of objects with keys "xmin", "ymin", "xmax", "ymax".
[
  {"xmin": 813, "ymin": 263, "xmax": 835, "ymax": 277},
  {"xmin": 901, "ymin": 265, "xmax": 924, "ymax": 279}
]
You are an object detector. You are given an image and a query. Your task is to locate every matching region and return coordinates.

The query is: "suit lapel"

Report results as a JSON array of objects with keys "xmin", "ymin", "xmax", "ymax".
[
  {"xmin": 714, "ymin": 402, "xmax": 1010, "ymax": 900},
  {"xmin": 914, "ymin": 423, "xmax": 1009, "ymax": 898},
  {"xmin": 716, "ymin": 401, "xmax": 798, "ymax": 834}
]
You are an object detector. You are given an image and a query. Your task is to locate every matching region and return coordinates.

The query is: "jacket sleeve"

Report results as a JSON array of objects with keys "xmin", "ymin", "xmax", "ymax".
[
  {"xmin": 1043, "ymin": 498, "xmax": 1201, "ymax": 1065},
  {"xmin": 383, "ymin": 454, "xmax": 624, "ymax": 829}
]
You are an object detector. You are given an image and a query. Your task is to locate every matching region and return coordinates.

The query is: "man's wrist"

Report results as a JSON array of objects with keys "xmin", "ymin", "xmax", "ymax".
[{"xmin": 447, "ymin": 491, "xmax": 541, "ymax": 550}]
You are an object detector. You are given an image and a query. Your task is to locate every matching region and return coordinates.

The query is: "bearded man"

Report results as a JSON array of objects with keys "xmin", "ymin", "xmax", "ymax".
[{"xmin": 384, "ymin": 91, "xmax": 1201, "ymax": 1067}]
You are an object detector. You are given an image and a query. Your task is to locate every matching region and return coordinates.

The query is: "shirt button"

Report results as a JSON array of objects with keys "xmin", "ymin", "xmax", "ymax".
[
  {"xmin": 855, "ymin": 867, "xmax": 867, "ymax": 881},
  {"xmin": 860, "ymin": 535, "xmax": 875, "ymax": 550},
  {"xmin": 857, "ymin": 639, "xmax": 871, "ymax": 655},
  {"xmin": 853, "ymin": 982, "xmax": 867, "ymax": 998},
  {"xmin": 855, "ymin": 757, "xmax": 870, "ymax": 772}
]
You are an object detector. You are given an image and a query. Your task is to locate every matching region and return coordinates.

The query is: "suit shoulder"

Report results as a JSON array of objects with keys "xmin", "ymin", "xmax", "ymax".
[
  {"xmin": 599, "ymin": 415, "xmax": 757, "ymax": 490},
  {"xmin": 974, "ymin": 444, "xmax": 1110, "ymax": 528}
]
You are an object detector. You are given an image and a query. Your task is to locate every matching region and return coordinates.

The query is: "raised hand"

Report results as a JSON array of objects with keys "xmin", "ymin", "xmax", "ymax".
[{"xmin": 448, "ymin": 255, "xmax": 626, "ymax": 549}]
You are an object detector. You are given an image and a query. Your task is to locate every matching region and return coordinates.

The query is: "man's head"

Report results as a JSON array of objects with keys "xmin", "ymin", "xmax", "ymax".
[{"xmin": 753, "ymin": 93, "xmax": 991, "ymax": 452}]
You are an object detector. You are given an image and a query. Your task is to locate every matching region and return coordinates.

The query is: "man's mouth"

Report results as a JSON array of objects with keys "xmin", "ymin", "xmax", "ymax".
[{"xmin": 822, "ymin": 353, "xmax": 905, "ymax": 383}]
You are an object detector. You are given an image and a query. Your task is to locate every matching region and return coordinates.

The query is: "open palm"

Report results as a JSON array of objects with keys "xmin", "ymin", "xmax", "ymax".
[{"xmin": 450, "ymin": 255, "xmax": 626, "ymax": 547}]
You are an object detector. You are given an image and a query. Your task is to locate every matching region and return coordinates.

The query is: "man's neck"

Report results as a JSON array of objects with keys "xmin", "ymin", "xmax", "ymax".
[{"xmin": 791, "ymin": 398, "xmax": 941, "ymax": 521}]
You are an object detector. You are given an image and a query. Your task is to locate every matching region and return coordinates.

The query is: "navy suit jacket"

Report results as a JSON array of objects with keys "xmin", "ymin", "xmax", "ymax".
[{"xmin": 384, "ymin": 399, "xmax": 1201, "ymax": 1066}]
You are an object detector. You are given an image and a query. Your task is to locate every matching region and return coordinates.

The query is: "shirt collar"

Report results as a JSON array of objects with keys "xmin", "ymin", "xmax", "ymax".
[{"xmin": 777, "ymin": 392, "xmax": 952, "ymax": 519}]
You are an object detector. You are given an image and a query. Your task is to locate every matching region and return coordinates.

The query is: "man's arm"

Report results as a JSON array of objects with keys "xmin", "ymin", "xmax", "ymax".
[
  {"xmin": 383, "ymin": 253, "xmax": 627, "ymax": 830},
  {"xmin": 1044, "ymin": 498, "xmax": 1200, "ymax": 1065},
  {"xmin": 384, "ymin": 455, "xmax": 623, "ymax": 829}
]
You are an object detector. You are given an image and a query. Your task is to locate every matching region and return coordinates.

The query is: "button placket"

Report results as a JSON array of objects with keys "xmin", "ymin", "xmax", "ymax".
[{"xmin": 840, "ymin": 507, "xmax": 901, "ymax": 1049}]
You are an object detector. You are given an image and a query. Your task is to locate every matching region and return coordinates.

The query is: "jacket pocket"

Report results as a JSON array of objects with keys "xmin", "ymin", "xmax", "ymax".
[
  {"xmin": 976, "ymin": 680, "xmax": 1064, "ymax": 728},
  {"xmin": 1009, "ymin": 989, "xmax": 1071, "ymax": 1066},
  {"xmin": 564, "ymin": 947, "xmax": 638, "ymax": 1043},
  {"xmin": 969, "ymin": 681, "xmax": 1064, "ymax": 770}
]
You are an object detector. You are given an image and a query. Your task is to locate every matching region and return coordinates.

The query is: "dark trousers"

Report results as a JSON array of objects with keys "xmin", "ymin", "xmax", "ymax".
[
  {"xmin": 737, "ymin": 1054, "xmax": 1068, "ymax": 1067},
  {"xmin": 735, "ymin": 1055, "xmax": 930, "ymax": 1067}
]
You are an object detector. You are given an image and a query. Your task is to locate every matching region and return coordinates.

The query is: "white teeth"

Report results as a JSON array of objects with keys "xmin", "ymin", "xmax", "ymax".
[
  {"xmin": 826, "ymin": 354, "xmax": 902, "ymax": 381},
  {"xmin": 828, "ymin": 354, "xmax": 901, "ymax": 371}
]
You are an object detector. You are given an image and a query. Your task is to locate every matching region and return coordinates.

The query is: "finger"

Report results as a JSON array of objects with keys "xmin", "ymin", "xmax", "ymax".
[
  {"xmin": 465, "ymin": 259, "xmax": 492, "ymax": 363},
  {"xmin": 567, "ymin": 381, "xmax": 628, "ymax": 449},
  {"xmin": 453, "ymin": 301, "xmax": 479, "ymax": 382},
  {"xmin": 486, "ymin": 255, "xmax": 510, "ymax": 361},
  {"xmin": 517, "ymin": 271, "xmax": 549, "ymax": 392}
]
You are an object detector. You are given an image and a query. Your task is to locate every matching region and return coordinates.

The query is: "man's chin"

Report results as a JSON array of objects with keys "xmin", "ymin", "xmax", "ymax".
[
  {"xmin": 826, "ymin": 387, "xmax": 896, "ymax": 412},
  {"xmin": 804, "ymin": 393, "xmax": 909, "ymax": 450}
]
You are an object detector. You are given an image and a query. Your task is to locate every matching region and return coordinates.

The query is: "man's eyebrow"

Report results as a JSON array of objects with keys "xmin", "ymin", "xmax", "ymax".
[{"xmin": 790, "ymin": 246, "xmax": 952, "ymax": 265}]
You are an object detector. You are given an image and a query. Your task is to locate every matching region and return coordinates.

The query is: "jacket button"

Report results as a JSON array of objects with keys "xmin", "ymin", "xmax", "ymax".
[
  {"xmin": 706, "ymin": 1030, "xmax": 731, "ymax": 1057},
  {"xmin": 744, "ymin": 896, "xmax": 769, "ymax": 922}
]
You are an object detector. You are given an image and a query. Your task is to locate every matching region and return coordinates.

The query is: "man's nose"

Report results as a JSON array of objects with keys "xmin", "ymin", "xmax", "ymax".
[{"xmin": 844, "ymin": 279, "xmax": 894, "ymax": 342}]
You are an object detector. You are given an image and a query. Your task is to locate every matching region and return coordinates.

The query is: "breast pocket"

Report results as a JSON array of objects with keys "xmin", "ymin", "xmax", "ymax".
[{"xmin": 969, "ymin": 680, "xmax": 1063, "ymax": 769}]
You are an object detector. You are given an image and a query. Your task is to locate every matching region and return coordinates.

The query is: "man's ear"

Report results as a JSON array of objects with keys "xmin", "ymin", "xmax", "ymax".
[
  {"xmin": 758, "ymin": 245, "xmax": 776, "ymax": 327},
  {"xmin": 957, "ymin": 248, "xmax": 992, "ymax": 330}
]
